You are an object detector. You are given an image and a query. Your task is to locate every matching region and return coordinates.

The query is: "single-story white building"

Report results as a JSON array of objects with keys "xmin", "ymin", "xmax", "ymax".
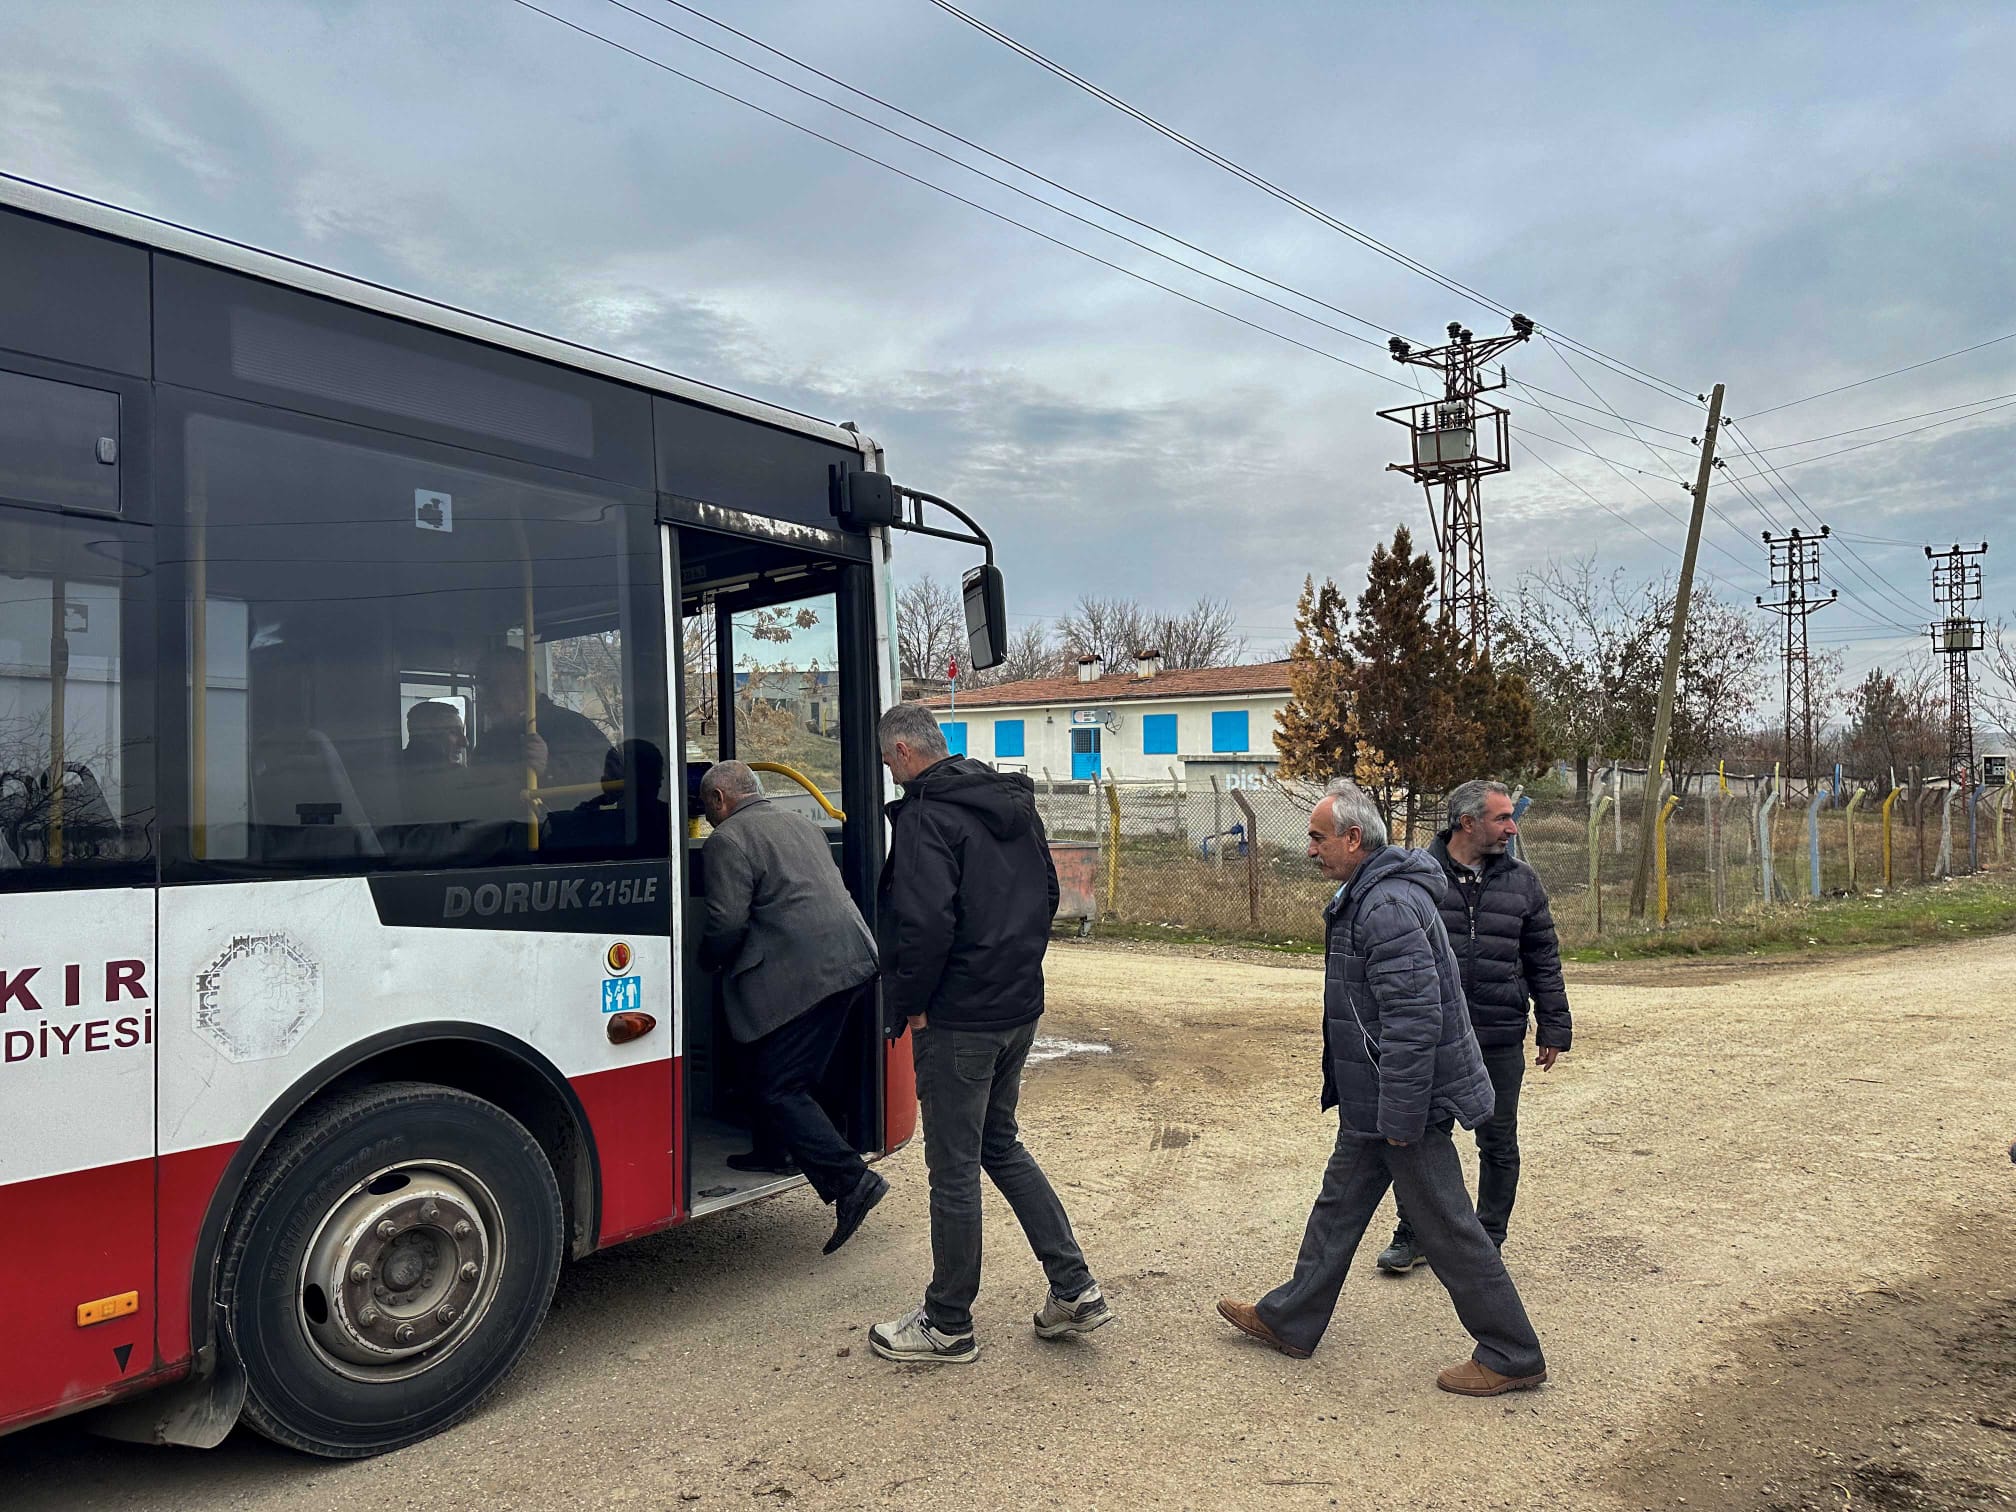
[{"xmin": 921, "ymin": 653, "xmax": 1292, "ymax": 784}]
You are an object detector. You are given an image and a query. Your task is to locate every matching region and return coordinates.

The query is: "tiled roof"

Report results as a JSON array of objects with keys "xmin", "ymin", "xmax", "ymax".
[{"xmin": 921, "ymin": 660, "xmax": 1294, "ymax": 710}]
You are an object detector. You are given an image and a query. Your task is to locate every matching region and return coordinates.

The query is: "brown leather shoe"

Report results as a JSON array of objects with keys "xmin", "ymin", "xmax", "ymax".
[
  {"xmin": 1215, "ymin": 1298, "xmax": 1311, "ymax": 1359},
  {"xmin": 1436, "ymin": 1358, "xmax": 1547, "ymax": 1396}
]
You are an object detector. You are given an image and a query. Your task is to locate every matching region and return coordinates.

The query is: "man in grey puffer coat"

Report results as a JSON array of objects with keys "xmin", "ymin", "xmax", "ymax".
[{"xmin": 1216, "ymin": 779, "xmax": 1547, "ymax": 1396}]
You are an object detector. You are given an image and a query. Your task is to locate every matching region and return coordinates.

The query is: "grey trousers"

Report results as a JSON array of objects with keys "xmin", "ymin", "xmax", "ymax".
[
  {"xmin": 1256, "ymin": 1117, "xmax": 1546, "ymax": 1377},
  {"xmin": 913, "ymin": 1020, "xmax": 1096, "ymax": 1335},
  {"xmin": 1395, "ymin": 1041, "xmax": 1527, "ymax": 1246}
]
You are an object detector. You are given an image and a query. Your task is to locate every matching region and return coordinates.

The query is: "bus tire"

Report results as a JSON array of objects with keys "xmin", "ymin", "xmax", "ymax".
[{"xmin": 218, "ymin": 1080, "xmax": 565, "ymax": 1458}]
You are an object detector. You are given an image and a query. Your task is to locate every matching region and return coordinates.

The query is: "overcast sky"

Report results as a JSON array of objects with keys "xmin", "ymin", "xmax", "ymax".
[{"xmin": 6, "ymin": 0, "xmax": 2012, "ymax": 686}]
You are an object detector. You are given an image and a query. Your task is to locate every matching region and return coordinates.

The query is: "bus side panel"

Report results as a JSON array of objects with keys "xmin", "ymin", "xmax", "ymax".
[
  {"xmin": 157, "ymin": 877, "xmax": 676, "ymax": 1315},
  {"xmin": 0, "ymin": 889, "xmax": 157, "ymax": 1433},
  {"xmin": 572, "ymin": 1056, "xmax": 679, "ymax": 1246}
]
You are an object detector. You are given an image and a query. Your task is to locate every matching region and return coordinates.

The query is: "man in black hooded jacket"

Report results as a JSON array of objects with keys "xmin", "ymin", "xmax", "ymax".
[
  {"xmin": 866, "ymin": 703, "xmax": 1112, "ymax": 1364},
  {"xmin": 1379, "ymin": 779, "xmax": 1572, "ymax": 1273}
]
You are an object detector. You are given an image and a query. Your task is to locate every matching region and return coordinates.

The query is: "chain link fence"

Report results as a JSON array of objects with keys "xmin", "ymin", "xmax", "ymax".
[{"xmin": 1036, "ymin": 765, "xmax": 2016, "ymax": 947}]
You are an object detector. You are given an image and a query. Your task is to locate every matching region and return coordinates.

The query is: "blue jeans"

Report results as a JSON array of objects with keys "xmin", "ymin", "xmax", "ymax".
[{"xmin": 912, "ymin": 1020, "xmax": 1095, "ymax": 1335}]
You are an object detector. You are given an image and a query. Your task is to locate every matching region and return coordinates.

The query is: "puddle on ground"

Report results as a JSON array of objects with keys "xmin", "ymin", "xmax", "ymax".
[{"xmin": 1028, "ymin": 1036, "xmax": 1113, "ymax": 1065}]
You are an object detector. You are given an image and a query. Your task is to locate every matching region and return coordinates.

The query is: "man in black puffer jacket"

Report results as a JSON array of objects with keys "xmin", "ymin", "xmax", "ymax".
[
  {"xmin": 1378, "ymin": 779, "xmax": 1573, "ymax": 1273},
  {"xmin": 866, "ymin": 703, "xmax": 1110, "ymax": 1365}
]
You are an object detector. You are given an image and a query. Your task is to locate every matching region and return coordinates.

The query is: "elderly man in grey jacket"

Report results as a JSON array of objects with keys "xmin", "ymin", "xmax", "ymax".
[
  {"xmin": 1216, "ymin": 779, "xmax": 1548, "ymax": 1396},
  {"xmin": 700, "ymin": 761, "xmax": 887, "ymax": 1255}
]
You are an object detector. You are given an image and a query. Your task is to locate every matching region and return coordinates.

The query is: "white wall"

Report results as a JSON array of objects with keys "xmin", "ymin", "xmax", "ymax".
[{"xmin": 937, "ymin": 691, "xmax": 1287, "ymax": 782}]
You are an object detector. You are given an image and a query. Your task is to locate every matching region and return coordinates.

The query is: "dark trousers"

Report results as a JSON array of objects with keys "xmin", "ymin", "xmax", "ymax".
[
  {"xmin": 913, "ymin": 1020, "xmax": 1095, "ymax": 1336},
  {"xmin": 1257, "ymin": 1118, "xmax": 1546, "ymax": 1377},
  {"xmin": 746, "ymin": 984, "xmax": 869, "ymax": 1206},
  {"xmin": 1395, "ymin": 1041, "xmax": 1526, "ymax": 1246}
]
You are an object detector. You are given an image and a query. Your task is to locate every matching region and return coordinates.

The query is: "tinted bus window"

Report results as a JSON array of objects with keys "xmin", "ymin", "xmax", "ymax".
[
  {"xmin": 175, "ymin": 409, "xmax": 664, "ymax": 875},
  {"xmin": 0, "ymin": 508, "xmax": 153, "ymax": 887},
  {"xmin": 0, "ymin": 368, "xmax": 120, "ymax": 515}
]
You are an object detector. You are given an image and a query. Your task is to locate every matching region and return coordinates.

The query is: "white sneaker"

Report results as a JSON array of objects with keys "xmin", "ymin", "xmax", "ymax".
[
  {"xmin": 868, "ymin": 1305, "xmax": 979, "ymax": 1364},
  {"xmin": 1033, "ymin": 1283, "xmax": 1115, "ymax": 1340}
]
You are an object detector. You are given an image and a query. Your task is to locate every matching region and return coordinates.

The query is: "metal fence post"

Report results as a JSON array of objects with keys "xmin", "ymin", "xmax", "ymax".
[
  {"xmin": 1968, "ymin": 785, "xmax": 1980, "ymax": 875},
  {"xmin": 1845, "ymin": 785, "xmax": 1867, "ymax": 892},
  {"xmin": 1509, "ymin": 786, "xmax": 1529, "ymax": 862},
  {"xmin": 1758, "ymin": 774, "xmax": 1780, "ymax": 904},
  {"xmin": 1880, "ymin": 787, "xmax": 1899, "ymax": 890},
  {"xmin": 1998, "ymin": 784, "xmax": 2014, "ymax": 865},
  {"xmin": 1805, "ymin": 780, "xmax": 1832, "ymax": 898},
  {"xmin": 1230, "ymin": 787, "xmax": 1261, "ymax": 926},
  {"xmin": 1655, "ymin": 792, "xmax": 1682, "ymax": 928},
  {"xmin": 1209, "ymin": 775, "xmax": 1225, "ymax": 870},
  {"xmin": 1104, "ymin": 776, "xmax": 1122, "ymax": 916},
  {"xmin": 1610, "ymin": 761, "xmax": 1624, "ymax": 855},
  {"xmin": 1936, "ymin": 786, "xmax": 1956, "ymax": 880},
  {"xmin": 1588, "ymin": 793, "xmax": 1614, "ymax": 933}
]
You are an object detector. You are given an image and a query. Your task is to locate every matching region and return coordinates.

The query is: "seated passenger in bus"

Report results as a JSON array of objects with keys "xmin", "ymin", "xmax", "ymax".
[
  {"xmin": 544, "ymin": 739, "xmax": 672, "ymax": 856},
  {"xmin": 399, "ymin": 701, "xmax": 472, "ymax": 826},
  {"xmin": 472, "ymin": 647, "xmax": 615, "ymax": 797}
]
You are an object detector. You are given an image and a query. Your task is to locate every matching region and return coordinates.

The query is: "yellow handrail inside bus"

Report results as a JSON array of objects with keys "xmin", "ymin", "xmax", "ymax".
[{"xmin": 749, "ymin": 762, "xmax": 844, "ymax": 821}]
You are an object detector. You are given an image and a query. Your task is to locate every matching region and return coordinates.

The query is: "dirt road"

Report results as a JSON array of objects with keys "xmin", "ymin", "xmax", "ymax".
[{"xmin": 7, "ymin": 937, "xmax": 2015, "ymax": 1511}]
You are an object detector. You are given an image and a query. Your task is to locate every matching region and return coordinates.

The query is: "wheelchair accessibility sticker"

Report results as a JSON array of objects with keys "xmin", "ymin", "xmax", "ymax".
[{"xmin": 601, "ymin": 977, "xmax": 643, "ymax": 1014}]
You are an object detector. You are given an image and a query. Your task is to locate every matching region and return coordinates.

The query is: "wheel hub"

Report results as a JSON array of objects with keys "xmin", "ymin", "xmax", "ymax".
[{"xmin": 301, "ymin": 1164, "xmax": 503, "ymax": 1378}]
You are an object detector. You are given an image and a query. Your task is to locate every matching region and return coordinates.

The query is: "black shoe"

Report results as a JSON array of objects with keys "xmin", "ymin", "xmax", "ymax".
[
  {"xmin": 824, "ymin": 1169, "xmax": 889, "ymax": 1256},
  {"xmin": 726, "ymin": 1150, "xmax": 798, "ymax": 1175},
  {"xmin": 1376, "ymin": 1226, "xmax": 1426, "ymax": 1274}
]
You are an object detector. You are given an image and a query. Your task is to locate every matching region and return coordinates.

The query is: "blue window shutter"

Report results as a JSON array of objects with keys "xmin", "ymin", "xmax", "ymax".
[
  {"xmin": 941, "ymin": 721, "xmax": 967, "ymax": 756},
  {"xmin": 994, "ymin": 719, "xmax": 1025, "ymax": 758},
  {"xmin": 1142, "ymin": 713, "xmax": 1177, "ymax": 755},
  {"xmin": 1211, "ymin": 710, "xmax": 1249, "ymax": 753}
]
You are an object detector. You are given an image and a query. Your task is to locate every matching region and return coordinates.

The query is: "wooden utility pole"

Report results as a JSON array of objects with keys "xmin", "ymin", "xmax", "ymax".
[{"xmin": 1629, "ymin": 382, "xmax": 1725, "ymax": 918}]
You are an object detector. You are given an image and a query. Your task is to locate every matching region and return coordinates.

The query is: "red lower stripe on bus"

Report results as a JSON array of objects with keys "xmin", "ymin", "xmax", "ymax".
[{"xmin": 570, "ymin": 1057, "xmax": 678, "ymax": 1246}]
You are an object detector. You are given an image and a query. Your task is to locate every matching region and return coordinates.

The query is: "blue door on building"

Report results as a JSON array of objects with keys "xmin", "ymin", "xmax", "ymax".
[{"xmin": 1071, "ymin": 727, "xmax": 1101, "ymax": 780}]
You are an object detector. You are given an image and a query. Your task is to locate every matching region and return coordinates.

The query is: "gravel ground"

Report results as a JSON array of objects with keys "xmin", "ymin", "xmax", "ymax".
[{"xmin": 6, "ymin": 935, "xmax": 2014, "ymax": 1511}]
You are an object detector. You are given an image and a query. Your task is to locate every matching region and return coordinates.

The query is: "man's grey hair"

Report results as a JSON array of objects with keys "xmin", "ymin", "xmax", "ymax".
[
  {"xmin": 1323, "ymin": 778, "xmax": 1389, "ymax": 849},
  {"xmin": 699, "ymin": 759, "xmax": 762, "ymax": 809},
  {"xmin": 878, "ymin": 702, "xmax": 950, "ymax": 761},
  {"xmin": 1446, "ymin": 779, "xmax": 1512, "ymax": 833}
]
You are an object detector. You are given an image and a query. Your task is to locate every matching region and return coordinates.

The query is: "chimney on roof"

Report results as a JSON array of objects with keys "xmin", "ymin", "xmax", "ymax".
[
  {"xmin": 1076, "ymin": 654, "xmax": 1102, "ymax": 684},
  {"xmin": 1134, "ymin": 648, "xmax": 1163, "ymax": 680}
]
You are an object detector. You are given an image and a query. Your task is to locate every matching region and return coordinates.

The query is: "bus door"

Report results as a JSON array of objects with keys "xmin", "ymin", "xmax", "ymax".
[
  {"xmin": 671, "ymin": 524, "xmax": 891, "ymax": 1209},
  {"xmin": 0, "ymin": 367, "xmax": 159, "ymax": 1429}
]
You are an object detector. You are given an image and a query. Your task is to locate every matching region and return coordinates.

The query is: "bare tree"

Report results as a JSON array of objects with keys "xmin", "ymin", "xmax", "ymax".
[
  {"xmin": 982, "ymin": 619, "xmax": 1064, "ymax": 685},
  {"xmin": 895, "ymin": 575, "xmax": 963, "ymax": 685},
  {"xmin": 1150, "ymin": 596, "xmax": 1246, "ymax": 669},
  {"xmin": 1980, "ymin": 620, "xmax": 2016, "ymax": 748},
  {"xmin": 1055, "ymin": 595, "xmax": 1151, "ymax": 673}
]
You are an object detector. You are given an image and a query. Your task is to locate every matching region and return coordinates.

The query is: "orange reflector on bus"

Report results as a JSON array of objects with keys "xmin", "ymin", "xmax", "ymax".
[
  {"xmin": 606, "ymin": 1011, "xmax": 657, "ymax": 1045},
  {"xmin": 77, "ymin": 1291, "xmax": 140, "ymax": 1327}
]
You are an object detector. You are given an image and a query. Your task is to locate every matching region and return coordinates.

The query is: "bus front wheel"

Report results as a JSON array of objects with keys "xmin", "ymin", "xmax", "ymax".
[{"xmin": 219, "ymin": 1081, "xmax": 566, "ymax": 1457}]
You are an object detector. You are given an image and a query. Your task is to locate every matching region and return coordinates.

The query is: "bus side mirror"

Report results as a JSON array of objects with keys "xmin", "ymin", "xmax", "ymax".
[{"xmin": 962, "ymin": 563, "xmax": 1006, "ymax": 672}]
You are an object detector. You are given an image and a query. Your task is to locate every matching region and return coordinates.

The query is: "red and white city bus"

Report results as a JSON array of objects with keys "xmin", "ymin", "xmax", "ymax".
[{"xmin": 0, "ymin": 174, "xmax": 1004, "ymax": 1457}]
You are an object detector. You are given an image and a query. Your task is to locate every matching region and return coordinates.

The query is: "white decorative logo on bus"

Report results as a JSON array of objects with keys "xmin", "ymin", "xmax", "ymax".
[{"xmin": 194, "ymin": 934, "xmax": 324, "ymax": 1064}]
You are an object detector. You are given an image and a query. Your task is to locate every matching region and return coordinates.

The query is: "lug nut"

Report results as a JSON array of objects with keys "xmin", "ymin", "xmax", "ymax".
[
  {"xmin": 395, "ymin": 1324, "xmax": 416, "ymax": 1344},
  {"xmin": 376, "ymin": 1219, "xmax": 396, "ymax": 1239},
  {"xmin": 349, "ymin": 1263, "xmax": 372, "ymax": 1284},
  {"xmin": 422, "ymin": 1201, "xmax": 441, "ymax": 1222},
  {"xmin": 454, "ymin": 1220, "xmax": 472, "ymax": 1238},
  {"xmin": 461, "ymin": 1262, "xmax": 479, "ymax": 1281},
  {"xmin": 437, "ymin": 1304, "xmax": 458, "ymax": 1324},
  {"xmin": 359, "ymin": 1305, "xmax": 380, "ymax": 1325}
]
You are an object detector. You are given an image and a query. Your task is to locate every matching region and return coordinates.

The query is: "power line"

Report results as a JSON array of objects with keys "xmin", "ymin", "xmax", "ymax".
[
  {"xmin": 506, "ymin": 0, "xmax": 1411, "ymax": 388},
  {"xmin": 1713, "ymin": 397, "xmax": 2016, "ymax": 484},
  {"xmin": 1742, "ymin": 390, "xmax": 2016, "ymax": 452},
  {"xmin": 1722, "ymin": 421, "xmax": 1929, "ymax": 633},
  {"xmin": 1739, "ymin": 330, "xmax": 2016, "ymax": 420},
  {"xmin": 524, "ymin": 0, "xmax": 1707, "ymax": 499},
  {"xmin": 921, "ymin": 0, "xmax": 1703, "ymax": 408}
]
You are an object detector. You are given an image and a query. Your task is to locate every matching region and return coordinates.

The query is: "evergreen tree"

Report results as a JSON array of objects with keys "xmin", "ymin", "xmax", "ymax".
[
  {"xmin": 1350, "ymin": 528, "xmax": 1472, "ymax": 842},
  {"xmin": 1273, "ymin": 575, "xmax": 1356, "ymax": 779}
]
